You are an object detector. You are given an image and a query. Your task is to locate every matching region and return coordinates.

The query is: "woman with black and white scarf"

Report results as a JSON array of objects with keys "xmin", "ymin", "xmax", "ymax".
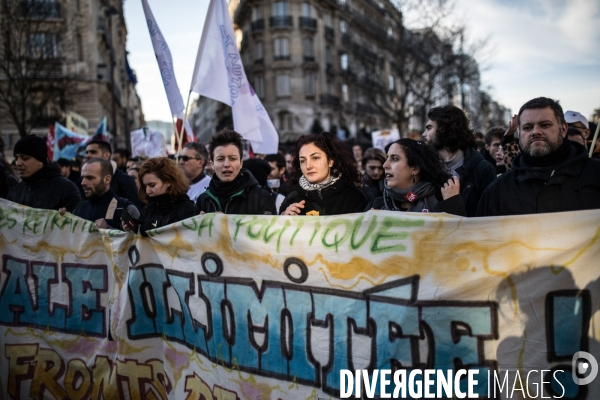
[{"xmin": 280, "ymin": 132, "xmax": 372, "ymax": 216}]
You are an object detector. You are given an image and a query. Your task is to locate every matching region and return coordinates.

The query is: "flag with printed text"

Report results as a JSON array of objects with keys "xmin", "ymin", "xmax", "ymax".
[{"xmin": 190, "ymin": 0, "xmax": 278, "ymax": 153}]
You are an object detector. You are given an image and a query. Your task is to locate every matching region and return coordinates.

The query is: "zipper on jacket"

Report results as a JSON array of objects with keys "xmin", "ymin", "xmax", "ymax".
[{"xmin": 224, "ymin": 189, "xmax": 246, "ymax": 213}]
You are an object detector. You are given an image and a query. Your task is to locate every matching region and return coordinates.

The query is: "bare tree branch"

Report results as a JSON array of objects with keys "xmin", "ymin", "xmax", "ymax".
[{"xmin": 0, "ymin": 0, "xmax": 75, "ymax": 137}]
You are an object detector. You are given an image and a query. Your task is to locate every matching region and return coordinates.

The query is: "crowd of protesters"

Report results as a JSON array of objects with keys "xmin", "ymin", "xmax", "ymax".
[{"xmin": 3, "ymin": 96, "xmax": 599, "ymax": 234}]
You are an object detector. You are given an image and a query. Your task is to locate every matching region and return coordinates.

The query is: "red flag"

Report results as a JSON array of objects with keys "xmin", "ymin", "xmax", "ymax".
[
  {"xmin": 174, "ymin": 119, "xmax": 196, "ymax": 151},
  {"xmin": 47, "ymin": 124, "xmax": 55, "ymax": 160}
]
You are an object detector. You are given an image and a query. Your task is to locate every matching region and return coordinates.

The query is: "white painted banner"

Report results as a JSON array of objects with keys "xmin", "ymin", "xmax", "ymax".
[{"xmin": 0, "ymin": 199, "xmax": 598, "ymax": 399}]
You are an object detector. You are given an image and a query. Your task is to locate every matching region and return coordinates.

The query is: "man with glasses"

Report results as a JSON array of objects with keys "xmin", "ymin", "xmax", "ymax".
[{"xmin": 178, "ymin": 142, "xmax": 211, "ymax": 202}]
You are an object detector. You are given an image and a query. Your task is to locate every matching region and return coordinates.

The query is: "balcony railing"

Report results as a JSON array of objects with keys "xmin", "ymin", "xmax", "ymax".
[
  {"xmin": 274, "ymin": 54, "xmax": 291, "ymax": 61},
  {"xmin": 303, "ymin": 55, "xmax": 315, "ymax": 62},
  {"xmin": 270, "ymin": 16, "xmax": 293, "ymax": 28},
  {"xmin": 299, "ymin": 17, "xmax": 317, "ymax": 30},
  {"xmin": 21, "ymin": 0, "xmax": 61, "ymax": 19},
  {"xmin": 251, "ymin": 19, "xmax": 264, "ymax": 32},
  {"xmin": 325, "ymin": 27, "xmax": 335, "ymax": 40},
  {"xmin": 320, "ymin": 94, "xmax": 340, "ymax": 107}
]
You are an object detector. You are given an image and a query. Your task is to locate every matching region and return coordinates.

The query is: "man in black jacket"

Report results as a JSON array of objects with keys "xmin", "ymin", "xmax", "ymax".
[
  {"xmin": 477, "ymin": 97, "xmax": 600, "ymax": 216},
  {"xmin": 195, "ymin": 129, "xmax": 276, "ymax": 215},
  {"xmin": 8, "ymin": 135, "xmax": 81, "ymax": 211},
  {"xmin": 85, "ymin": 140, "xmax": 141, "ymax": 208},
  {"xmin": 423, "ymin": 105, "xmax": 497, "ymax": 216},
  {"xmin": 73, "ymin": 159, "xmax": 140, "ymax": 230}
]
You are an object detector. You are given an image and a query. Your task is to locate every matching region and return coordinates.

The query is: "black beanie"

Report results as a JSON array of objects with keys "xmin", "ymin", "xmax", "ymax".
[
  {"xmin": 14, "ymin": 135, "xmax": 48, "ymax": 164},
  {"xmin": 244, "ymin": 158, "xmax": 271, "ymax": 187}
]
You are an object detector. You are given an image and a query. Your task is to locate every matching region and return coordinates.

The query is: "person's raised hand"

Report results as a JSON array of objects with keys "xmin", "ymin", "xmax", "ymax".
[
  {"xmin": 441, "ymin": 176, "xmax": 461, "ymax": 200},
  {"xmin": 282, "ymin": 200, "xmax": 305, "ymax": 216},
  {"xmin": 505, "ymin": 114, "xmax": 518, "ymax": 137}
]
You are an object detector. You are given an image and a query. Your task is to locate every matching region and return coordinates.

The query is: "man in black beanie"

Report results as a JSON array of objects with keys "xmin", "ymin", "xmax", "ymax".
[
  {"xmin": 8, "ymin": 135, "xmax": 81, "ymax": 211},
  {"xmin": 477, "ymin": 97, "xmax": 600, "ymax": 216}
]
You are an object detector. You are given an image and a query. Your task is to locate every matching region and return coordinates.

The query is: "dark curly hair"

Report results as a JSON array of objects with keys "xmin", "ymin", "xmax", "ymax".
[
  {"xmin": 291, "ymin": 132, "xmax": 363, "ymax": 186},
  {"xmin": 427, "ymin": 105, "xmax": 475, "ymax": 153},
  {"xmin": 392, "ymin": 139, "xmax": 452, "ymax": 189}
]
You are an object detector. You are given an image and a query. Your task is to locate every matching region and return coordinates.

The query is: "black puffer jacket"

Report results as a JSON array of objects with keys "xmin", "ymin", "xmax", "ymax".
[
  {"xmin": 139, "ymin": 193, "xmax": 195, "ymax": 236},
  {"xmin": 195, "ymin": 169, "xmax": 276, "ymax": 215},
  {"xmin": 279, "ymin": 178, "xmax": 372, "ymax": 216},
  {"xmin": 8, "ymin": 166, "xmax": 81, "ymax": 211},
  {"xmin": 456, "ymin": 148, "xmax": 497, "ymax": 216},
  {"xmin": 477, "ymin": 142, "xmax": 600, "ymax": 216}
]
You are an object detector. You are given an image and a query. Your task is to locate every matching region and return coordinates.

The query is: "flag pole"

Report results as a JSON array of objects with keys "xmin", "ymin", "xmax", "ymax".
[
  {"xmin": 176, "ymin": 91, "xmax": 192, "ymax": 158},
  {"xmin": 589, "ymin": 122, "xmax": 599, "ymax": 158}
]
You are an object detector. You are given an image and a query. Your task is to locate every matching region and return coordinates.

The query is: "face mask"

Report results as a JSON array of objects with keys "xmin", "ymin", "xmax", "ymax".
[{"xmin": 267, "ymin": 179, "xmax": 280, "ymax": 188}]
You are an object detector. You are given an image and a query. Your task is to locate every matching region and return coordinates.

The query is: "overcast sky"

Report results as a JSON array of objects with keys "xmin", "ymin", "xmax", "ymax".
[{"xmin": 124, "ymin": 0, "xmax": 600, "ymax": 125}]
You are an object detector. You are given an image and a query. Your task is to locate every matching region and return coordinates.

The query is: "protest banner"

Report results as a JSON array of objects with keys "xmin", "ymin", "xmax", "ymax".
[{"xmin": 0, "ymin": 199, "xmax": 598, "ymax": 399}]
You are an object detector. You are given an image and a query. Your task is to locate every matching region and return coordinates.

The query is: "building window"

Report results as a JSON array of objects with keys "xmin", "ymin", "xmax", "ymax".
[
  {"xmin": 255, "ymin": 41, "xmax": 263, "ymax": 62},
  {"xmin": 327, "ymin": 80, "xmax": 334, "ymax": 95},
  {"xmin": 340, "ymin": 20, "xmax": 347, "ymax": 34},
  {"xmin": 340, "ymin": 0, "xmax": 347, "ymax": 5},
  {"xmin": 27, "ymin": 33, "xmax": 60, "ymax": 59},
  {"xmin": 276, "ymin": 74, "xmax": 290, "ymax": 97},
  {"xmin": 252, "ymin": 5, "xmax": 263, "ymax": 21},
  {"xmin": 305, "ymin": 73, "xmax": 315, "ymax": 96},
  {"xmin": 278, "ymin": 111, "xmax": 293, "ymax": 131},
  {"xmin": 342, "ymin": 84, "xmax": 349, "ymax": 103},
  {"xmin": 340, "ymin": 53, "xmax": 348, "ymax": 70},
  {"xmin": 387, "ymin": 26, "xmax": 393, "ymax": 37},
  {"xmin": 274, "ymin": 37, "xmax": 289, "ymax": 60},
  {"xmin": 326, "ymin": 46, "xmax": 332, "ymax": 64},
  {"xmin": 273, "ymin": 1, "xmax": 288, "ymax": 16},
  {"xmin": 303, "ymin": 38, "xmax": 313, "ymax": 61},
  {"xmin": 254, "ymin": 76, "xmax": 265, "ymax": 98},
  {"xmin": 388, "ymin": 75, "xmax": 395, "ymax": 91},
  {"xmin": 324, "ymin": 13, "xmax": 332, "ymax": 28},
  {"xmin": 302, "ymin": 2, "xmax": 311, "ymax": 17},
  {"xmin": 76, "ymin": 33, "xmax": 83, "ymax": 61}
]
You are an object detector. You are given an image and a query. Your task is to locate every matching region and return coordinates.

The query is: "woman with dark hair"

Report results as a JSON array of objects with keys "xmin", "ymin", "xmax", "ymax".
[
  {"xmin": 280, "ymin": 132, "xmax": 372, "ymax": 216},
  {"xmin": 369, "ymin": 139, "xmax": 465, "ymax": 215},
  {"xmin": 123, "ymin": 157, "xmax": 194, "ymax": 236}
]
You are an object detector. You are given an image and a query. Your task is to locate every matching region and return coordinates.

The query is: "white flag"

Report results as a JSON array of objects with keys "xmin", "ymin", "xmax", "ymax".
[
  {"xmin": 191, "ymin": 0, "xmax": 279, "ymax": 154},
  {"xmin": 142, "ymin": 0, "xmax": 185, "ymax": 118}
]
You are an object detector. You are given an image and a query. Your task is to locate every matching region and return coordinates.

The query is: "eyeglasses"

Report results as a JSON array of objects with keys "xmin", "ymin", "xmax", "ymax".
[{"xmin": 178, "ymin": 156, "xmax": 201, "ymax": 162}]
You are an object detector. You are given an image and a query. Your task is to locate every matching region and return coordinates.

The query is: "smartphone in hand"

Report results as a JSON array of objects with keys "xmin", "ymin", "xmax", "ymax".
[{"xmin": 118, "ymin": 208, "xmax": 139, "ymax": 233}]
